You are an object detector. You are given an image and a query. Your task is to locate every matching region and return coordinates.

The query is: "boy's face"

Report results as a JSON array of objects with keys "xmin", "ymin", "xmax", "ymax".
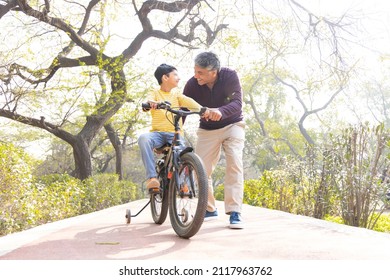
[{"xmin": 164, "ymin": 70, "xmax": 180, "ymax": 88}]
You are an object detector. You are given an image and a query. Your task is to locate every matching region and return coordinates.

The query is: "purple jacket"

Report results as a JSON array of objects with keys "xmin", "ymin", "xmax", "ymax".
[{"xmin": 183, "ymin": 67, "xmax": 243, "ymax": 130}]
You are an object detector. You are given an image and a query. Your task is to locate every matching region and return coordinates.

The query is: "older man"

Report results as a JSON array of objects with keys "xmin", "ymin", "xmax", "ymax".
[{"xmin": 183, "ymin": 52, "xmax": 245, "ymax": 229}]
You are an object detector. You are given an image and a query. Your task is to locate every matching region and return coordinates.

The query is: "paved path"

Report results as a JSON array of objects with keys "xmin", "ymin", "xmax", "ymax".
[{"xmin": 1, "ymin": 199, "xmax": 390, "ymax": 260}]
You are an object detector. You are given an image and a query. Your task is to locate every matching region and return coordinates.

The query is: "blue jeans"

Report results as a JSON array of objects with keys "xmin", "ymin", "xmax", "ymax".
[{"xmin": 138, "ymin": 132, "xmax": 175, "ymax": 179}]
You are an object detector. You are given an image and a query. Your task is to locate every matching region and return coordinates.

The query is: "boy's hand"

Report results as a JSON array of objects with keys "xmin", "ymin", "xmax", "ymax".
[{"xmin": 147, "ymin": 100, "xmax": 158, "ymax": 110}]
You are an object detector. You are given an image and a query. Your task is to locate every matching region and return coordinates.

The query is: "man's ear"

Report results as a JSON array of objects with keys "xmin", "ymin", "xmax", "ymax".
[{"xmin": 162, "ymin": 74, "xmax": 168, "ymax": 82}]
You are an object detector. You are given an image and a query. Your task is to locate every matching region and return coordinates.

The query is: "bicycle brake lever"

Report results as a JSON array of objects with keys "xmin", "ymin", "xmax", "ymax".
[{"xmin": 199, "ymin": 107, "xmax": 207, "ymax": 116}]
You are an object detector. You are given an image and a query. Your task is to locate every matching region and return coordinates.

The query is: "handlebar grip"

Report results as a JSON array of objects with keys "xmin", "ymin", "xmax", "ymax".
[
  {"xmin": 199, "ymin": 107, "xmax": 207, "ymax": 115},
  {"xmin": 142, "ymin": 102, "xmax": 151, "ymax": 111},
  {"xmin": 141, "ymin": 101, "xmax": 171, "ymax": 111}
]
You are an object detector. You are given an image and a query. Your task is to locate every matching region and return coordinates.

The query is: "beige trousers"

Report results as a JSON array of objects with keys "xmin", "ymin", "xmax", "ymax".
[{"xmin": 195, "ymin": 121, "xmax": 245, "ymax": 214}]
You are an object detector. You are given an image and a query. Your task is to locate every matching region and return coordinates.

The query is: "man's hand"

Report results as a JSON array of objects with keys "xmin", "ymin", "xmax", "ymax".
[{"xmin": 202, "ymin": 108, "xmax": 222, "ymax": 121}]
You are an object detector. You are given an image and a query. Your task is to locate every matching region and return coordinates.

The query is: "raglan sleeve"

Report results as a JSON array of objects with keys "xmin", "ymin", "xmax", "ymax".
[{"xmin": 177, "ymin": 92, "xmax": 202, "ymax": 112}]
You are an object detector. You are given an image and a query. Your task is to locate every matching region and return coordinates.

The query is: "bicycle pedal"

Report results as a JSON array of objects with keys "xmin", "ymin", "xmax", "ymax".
[
  {"xmin": 179, "ymin": 191, "xmax": 192, "ymax": 198},
  {"xmin": 148, "ymin": 188, "xmax": 161, "ymax": 194},
  {"xmin": 180, "ymin": 183, "xmax": 189, "ymax": 193}
]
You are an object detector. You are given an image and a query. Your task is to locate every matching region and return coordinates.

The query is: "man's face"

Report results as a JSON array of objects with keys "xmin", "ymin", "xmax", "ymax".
[{"xmin": 194, "ymin": 65, "xmax": 217, "ymax": 86}]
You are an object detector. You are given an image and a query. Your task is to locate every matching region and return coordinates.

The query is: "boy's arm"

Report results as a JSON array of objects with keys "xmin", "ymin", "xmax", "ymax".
[
  {"xmin": 178, "ymin": 93, "xmax": 213, "ymax": 121},
  {"xmin": 177, "ymin": 93, "xmax": 202, "ymax": 112},
  {"xmin": 144, "ymin": 91, "xmax": 159, "ymax": 110}
]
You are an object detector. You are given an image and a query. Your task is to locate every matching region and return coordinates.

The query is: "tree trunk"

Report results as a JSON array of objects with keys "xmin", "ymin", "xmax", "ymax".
[
  {"xmin": 104, "ymin": 123, "xmax": 123, "ymax": 180},
  {"xmin": 71, "ymin": 135, "xmax": 92, "ymax": 180}
]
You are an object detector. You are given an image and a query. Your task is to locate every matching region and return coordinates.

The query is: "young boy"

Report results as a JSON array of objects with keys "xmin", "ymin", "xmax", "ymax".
[{"xmin": 138, "ymin": 64, "xmax": 204, "ymax": 192}]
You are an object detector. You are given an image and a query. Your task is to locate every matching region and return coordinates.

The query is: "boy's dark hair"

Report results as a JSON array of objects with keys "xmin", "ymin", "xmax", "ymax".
[{"xmin": 154, "ymin": 63, "xmax": 177, "ymax": 85}]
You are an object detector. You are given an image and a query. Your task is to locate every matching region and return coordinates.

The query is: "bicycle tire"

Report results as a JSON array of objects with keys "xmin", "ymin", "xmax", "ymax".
[
  {"xmin": 168, "ymin": 152, "xmax": 208, "ymax": 238},
  {"xmin": 150, "ymin": 171, "xmax": 169, "ymax": 224}
]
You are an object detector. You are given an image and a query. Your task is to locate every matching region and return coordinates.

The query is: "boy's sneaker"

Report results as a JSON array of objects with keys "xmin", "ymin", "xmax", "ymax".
[
  {"xmin": 229, "ymin": 211, "xmax": 244, "ymax": 229},
  {"xmin": 146, "ymin": 178, "xmax": 160, "ymax": 193},
  {"xmin": 204, "ymin": 209, "xmax": 218, "ymax": 220}
]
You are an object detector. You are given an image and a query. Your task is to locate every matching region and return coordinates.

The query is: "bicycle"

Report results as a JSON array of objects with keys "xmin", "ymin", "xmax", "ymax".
[{"xmin": 125, "ymin": 101, "xmax": 208, "ymax": 239}]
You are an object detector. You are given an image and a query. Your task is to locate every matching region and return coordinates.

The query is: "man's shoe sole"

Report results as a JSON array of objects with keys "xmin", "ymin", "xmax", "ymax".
[
  {"xmin": 204, "ymin": 216, "xmax": 218, "ymax": 221},
  {"xmin": 229, "ymin": 223, "xmax": 244, "ymax": 229}
]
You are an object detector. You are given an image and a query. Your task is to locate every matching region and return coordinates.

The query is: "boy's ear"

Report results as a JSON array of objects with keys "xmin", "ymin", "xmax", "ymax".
[{"xmin": 162, "ymin": 74, "xmax": 168, "ymax": 82}]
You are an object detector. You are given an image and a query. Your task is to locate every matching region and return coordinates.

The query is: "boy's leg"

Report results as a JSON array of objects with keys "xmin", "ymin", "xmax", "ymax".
[{"xmin": 138, "ymin": 132, "xmax": 166, "ymax": 179}]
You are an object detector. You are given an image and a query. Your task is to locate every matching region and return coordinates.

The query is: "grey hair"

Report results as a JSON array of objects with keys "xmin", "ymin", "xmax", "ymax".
[{"xmin": 194, "ymin": 52, "xmax": 220, "ymax": 71}]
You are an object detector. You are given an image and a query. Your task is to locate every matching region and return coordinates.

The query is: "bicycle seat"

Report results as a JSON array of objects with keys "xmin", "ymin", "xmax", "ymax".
[{"xmin": 154, "ymin": 143, "xmax": 171, "ymax": 154}]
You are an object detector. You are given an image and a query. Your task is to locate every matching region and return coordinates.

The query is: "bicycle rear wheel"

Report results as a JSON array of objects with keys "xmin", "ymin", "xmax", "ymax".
[
  {"xmin": 150, "ymin": 172, "xmax": 169, "ymax": 224},
  {"xmin": 168, "ymin": 152, "xmax": 208, "ymax": 238}
]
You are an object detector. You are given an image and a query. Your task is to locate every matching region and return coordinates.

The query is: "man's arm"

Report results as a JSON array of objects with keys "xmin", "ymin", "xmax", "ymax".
[{"xmin": 216, "ymin": 70, "xmax": 243, "ymax": 120}]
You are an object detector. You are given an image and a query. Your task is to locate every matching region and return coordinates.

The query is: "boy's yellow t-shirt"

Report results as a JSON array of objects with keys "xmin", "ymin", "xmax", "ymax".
[{"xmin": 147, "ymin": 89, "xmax": 202, "ymax": 133}]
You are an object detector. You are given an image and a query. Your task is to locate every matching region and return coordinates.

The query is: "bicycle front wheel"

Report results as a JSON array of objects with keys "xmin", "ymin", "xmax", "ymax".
[{"xmin": 168, "ymin": 152, "xmax": 208, "ymax": 238}]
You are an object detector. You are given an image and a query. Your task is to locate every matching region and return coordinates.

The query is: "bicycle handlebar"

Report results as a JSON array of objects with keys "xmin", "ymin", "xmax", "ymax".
[{"xmin": 142, "ymin": 101, "xmax": 207, "ymax": 116}]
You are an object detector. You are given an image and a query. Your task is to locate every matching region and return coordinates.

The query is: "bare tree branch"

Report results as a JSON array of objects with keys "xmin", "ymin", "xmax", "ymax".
[
  {"xmin": 16, "ymin": 0, "xmax": 100, "ymax": 57},
  {"xmin": 0, "ymin": 0, "xmax": 17, "ymax": 19},
  {"xmin": 123, "ymin": 0, "xmax": 228, "ymax": 59},
  {"xmin": 0, "ymin": 108, "xmax": 75, "ymax": 143},
  {"xmin": 288, "ymin": 0, "xmax": 356, "ymax": 65},
  {"xmin": 1, "ymin": 0, "xmax": 102, "ymax": 87},
  {"xmin": 274, "ymin": 72, "xmax": 346, "ymax": 145}
]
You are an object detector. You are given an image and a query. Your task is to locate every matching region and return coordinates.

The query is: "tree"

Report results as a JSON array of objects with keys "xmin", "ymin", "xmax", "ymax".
[
  {"xmin": 248, "ymin": 0, "xmax": 355, "ymax": 147},
  {"xmin": 345, "ymin": 59, "xmax": 390, "ymax": 129},
  {"xmin": 0, "ymin": 0, "xmax": 227, "ymax": 179}
]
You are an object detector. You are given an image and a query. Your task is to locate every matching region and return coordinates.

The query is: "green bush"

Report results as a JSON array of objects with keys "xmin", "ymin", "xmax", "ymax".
[
  {"xmin": 324, "ymin": 215, "xmax": 344, "ymax": 224},
  {"xmin": 371, "ymin": 213, "xmax": 390, "ymax": 233},
  {"xmin": 32, "ymin": 173, "xmax": 140, "ymax": 223},
  {"xmin": 33, "ymin": 174, "xmax": 85, "ymax": 224},
  {"xmin": 228, "ymin": 169, "xmax": 317, "ymax": 216},
  {"xmin": 81, "ymin": 173, "xmax": 140, "ymax": 213},
  {"xmin": 0, "ymin": 142, "xmax": 141, "ymax": 236},
  {"xmin": 214, "ymin": 184, "xmax": 224, "ymax": 201},
  {"xmin": 244, "ymin": 172, "xmax": 298, "ymax": 213},
  {"xmin": 1, "ymin": 172, "xmax": 141, "ymax": 236},
  {"xmin": 215, "ymin": 172, "xmax": 309, "ymax": 213},
  {"xmin": 0, "ymin": 143, "xmax": 36, "ymax": 235}
]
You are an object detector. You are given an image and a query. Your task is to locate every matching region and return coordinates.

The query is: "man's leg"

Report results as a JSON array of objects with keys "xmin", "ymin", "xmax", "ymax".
[
  {"xmin": 222, "ymin": 122, "xmax": 245, "ymax": 214},
  {"xmin": 195, "ymin": 128, "xmax": 222, "ymax": 212}
]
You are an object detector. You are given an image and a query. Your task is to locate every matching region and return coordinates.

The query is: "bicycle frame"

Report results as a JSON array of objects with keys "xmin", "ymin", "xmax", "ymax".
[{"xmin": 155, "ymin": 106, "xmax": 199, "ymax": 195}]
